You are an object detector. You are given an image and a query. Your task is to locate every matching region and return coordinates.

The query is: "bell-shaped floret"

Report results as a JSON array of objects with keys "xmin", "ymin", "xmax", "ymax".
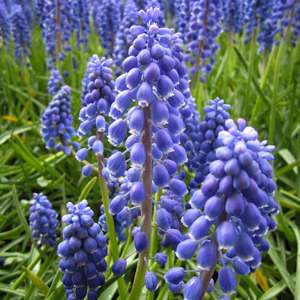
[
  {"xmin": 164, "ymin": 267, "xmax": 186, "ymax": 285},
  {"xmin": 134, "ymin": 231, "xmax": 148, "ymax": 252},
  {"xmin": 218, "ymin": 267, "xmax": 237, "ymax": 295},
  {"xmin": 183, "ymin": 277, "xmax": 203, "ymax": 300},
  {"xmin": 217, "ymin": 221, "xmax": 237, "ymax": 249},
  {"xmin": 197, "ymin": 241, "xmax": 217, "ymax": 270},
  {"xmin": 145, "ymin": 271, "xmax": 158, "ymax": 292},
  {"xmin": 176, "ymin": 239, "xmax": 198, "ymax": 260},
  {"xmin": 153, "ymin": 164, "xmax": 170, "ymax": 187}
]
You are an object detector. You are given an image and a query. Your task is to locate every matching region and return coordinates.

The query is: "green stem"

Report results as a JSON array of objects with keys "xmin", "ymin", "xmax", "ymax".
[
  {"xmin": 245, "ymin": 29, "xmax": 257, "ymax": 118},
  {"xmin": 129, "ymin": 105, "xmax": 153, "ymax": 300},
  {"xmin": 223, "ymin": 28, "xmax": 233, "ymax": 101},
  {"xmin": 168, "ymin": 247, "xmax": 174, "ymax": 300},
  {"xmin": 96, "ymin": 133, "xmax": 126, "ymax": 299}
]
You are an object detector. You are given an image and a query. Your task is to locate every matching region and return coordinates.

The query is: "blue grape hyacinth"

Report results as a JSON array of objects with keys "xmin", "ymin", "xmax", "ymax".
[
  {"xmin": 58, "ymin": 200, "xmax": 108, "ymax": 300},
  {"xmin": 10, "ymin": 4, "xmax": 31, "ymax": 62},
  {"xmin": 0, "ymin": 2, "xmax": 11, "ymax": 50},
  {"xmin": 170, "ymin": 115, "xmax": 277, "ymax": 297},
  {"xmin": 221, "ymin": 0, "xmax": 244, "ymax": 34},
  {"xmin": 41, "ymin": 85, "xmax": 75, "ymax": 154},
  {"xmin": 185, "ymin": 0, "xmax": 223, "ymax": 82},
  {"xmin": 29, "ymin": 193, "xmax": 59, "ymax": 248}
]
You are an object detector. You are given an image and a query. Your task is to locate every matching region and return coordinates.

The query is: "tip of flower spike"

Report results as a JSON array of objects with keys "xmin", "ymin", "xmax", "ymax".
[{"xmin": 139, "ymin": 7, "xmax": 161, "ymax": 24}]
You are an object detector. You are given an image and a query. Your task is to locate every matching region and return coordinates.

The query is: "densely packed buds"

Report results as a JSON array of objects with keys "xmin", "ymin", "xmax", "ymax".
[
  {"xmin": 29, "ymin": 193, "xmax": 59, "ymax": 248},
  {"xmin": 41, "ymin": 85, "xmax": 75, "ymax": 154},
  {"xmin": 58, "ymin": 200, "xmax": 108, "ymax": 300}
]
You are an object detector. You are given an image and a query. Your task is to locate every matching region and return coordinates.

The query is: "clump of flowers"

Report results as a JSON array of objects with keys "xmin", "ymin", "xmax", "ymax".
[
  {"xmin": 166, "ymin": 116, "xmax": 277, "ymax": 297},
  {"xmin": 0, "ymin": 1, "xmax": 11, "ymax": 51},
  {"xmin": 58, "ymin": 200, "xmax": 108, "ymax": 299},
  {"xmin": 10, "ymin": 4, "xmax": 31, "ymax": 63},
  {"xmin": 185, "ymin": 0, "xmax": 223, "ymax": 82},
  {"xmin": 47, "ymin": 69, "xmax": 65, "ymax": 95},
  {"xmin": 41, "ymin": 85, "xmax": 75, "ymax": 154},
  {"xmin": 221, "ymin": 0, "xmax": 244, "ymax": 35},
  {"xmin": 29, "ymin": 193, "xmax": 59, "ymax": 248}
]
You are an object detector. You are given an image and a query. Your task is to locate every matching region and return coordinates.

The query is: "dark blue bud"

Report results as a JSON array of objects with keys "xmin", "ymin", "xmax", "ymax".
[
  {"xmin": 74, "ymin": 249, "xmax": 88, "ymax": 266},
  {"xmin": 152, "ymin": 100, "xmax": 169, "ymax": 125},
  {"xmin": 155, "ymin": 129, "xmax": 174, "ymax": 153},
  {"xmin": 190, "ymin": 190, "xmax": 208, "ymax": 209},
  {"xmin": 145, "ymin": 271, "xmax": 158, "ymax": 292},
  {"xmin": 107, "ymin": 152, "xmax": 126, "ymax": 177},
  {"xmin": 92, "ymin": 140, "xmax": 103, "ymax": 155},
  {"xmin": 126, "ymin": 68, "xmax": 142, "ymax": 89},
  {"xmin": 153, "ymin": 165, "xmax": 170, "ymax": 187},
  {"xmin": 151, "ymin": 44, "xmax": 165, "ymax": 59},
  {"xmin": 134, "ymin": 231, "xmax": 148, "ymax": 253},
  {"xmin": 225, "ymin": 192, "xmax": 245, "ymax": 216},
  {"xmin": 235, "ymin": 233, "xmax": 256, "ymax": 261},
  {"xmin": 130, "ymin": 182, "xmax": 145, "ymax": 205},
  {"xmin": 181, "ymin": 209, "xmax": 202, "ymax": 227},
  {"xmin": 197, "ymin": 241, "xmax": 217, "ymax": 270},
  {"xmin": 137, "ymin": 81, "xmax": 153, "ymax": 107},
  {"xmin": 201, "ymin": 176, "xmax": 219, "ymax": 197},
  {"xmin": 169, "ymin": 179, "xmax": 188, "ymax": 197},
  {"xmin": 157, "ymin": 75, "xmax": 174, "ymax": 99},
  {"xmin": 217, "ymin": 221, "xmax": 237, "ymax": 249},
  {"xmin": 204, "ymin": 196, "xmax": 223, "ymax": 220},
  {"xmin": 82, "ymin": 164, "xmax": 93, "ymax": 177},
  {"xmin": 176, "ymin": 239, "xmax": 198, "ymax": 260},
  {"xmin": 109, "ymin": 195, "xmax": 126, "ymax": 215},
  {"xmin": 166, "ymin": 229, "xmax": 182, "ymax": 249},
  {"xmin": 108, "ymin": 119, "xmax": 127, "ymax": 146},
  {"xmin": 144, "ymin": 62, "xmax": 161, "ymax": 83},
  {"xmin": 231, "ymin": 257, "xmax": 250, "ymax": 275},
  {"xmin": 189, "ymin": 216, "xmax": 211, "ymax": 241},
  {"xmin": 96, "ymin": 115, "xmax": 106, "ymax": 132},
  {"xmin": 129, "ymin": 109, "xmax": 144, "ymax": 135},
  {"xmin": 218, "ymin": 267, "xmax": 237, "ymax": 295},
  {"xmin": 76, "ymin": 148, "xmax": 89, "ymax": 162},
  {"xmin": 167, "ymin": 114, "xmax": 185, "ymax": 136},
  {"xmin": 156, "ymin": 208, "xmax": 172, "ymax": 230},
  {"xmin": 165, "ymin": 267, "xmax": 186, "ymax": 285},
  {"xmin": 154, "ymin": 252, "xmax": 168, "ymax": 265},
  {"xmin": 168, "ymin": 145, "xmax": 187, "ymax": 165},
  {"xmin": 130, "ymin": 143, "xmax": 146, "ymax": 167},
  {"xmin": 183, "ymin": 277, "xmax": 203, "ymax": 300},
  {"xmin": 137, "ymin": 49, "xmax": 151, "ymax": 65},
  {"xmin": 163, "ymin": 159, "xmax": 177, "ymax": 176},
  {"xmin": 112, "ymin": 258, "xmax": 127, "ymax": 276},
  {"xmin": 241, "ymin": 203, "xmax": 261, "ymax": 230}
]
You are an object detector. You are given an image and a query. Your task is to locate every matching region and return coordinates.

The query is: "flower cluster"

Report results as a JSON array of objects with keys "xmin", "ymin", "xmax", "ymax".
[
  {"xmin": 47, "ymin": 69, "xmax": 65, "ymax": 95},
  {"xmin": 174, "ymin": 0, "xmax": 191, "ymax": 36},
  {"xmin": 41, "ymin": 85, "xmax": 75, "ymax": 154},
  {"xmin": 19, "ymin": 0, "xmax": 34, "ymax": 31},
  {"xmin": 70, "ymin": 0, "xmax": 91, "ymax": 51},
  {"xmin": 0, "ymin": 2, "xmax": 10, "ymax": 50},
  {"xmin": 145, "ymin": 0, "xmax": 166, "ymax": 27},
  {"xmin": 221, "ymin": 0, "xmax": 244, "ymax": 34},
  {"xmin": 93, "ymin": 0, "xmax": 121, "ymax": 53},
  {"xmin": 167, "ymin": 117, "xmax": 277, "ymax": 297},
  {"xmin": 185, "ymin": 0, "xmax": 223, "ymax": 82},
  {"xmin": 29, "ymin": 193, "xmax": 59, "ymax": 248},
  {"xmin": 38, "ymin": 0, "xmax": 72, "ymax": 69},
  {"xmin": 58, "ymin": 200, "xmax": 108, "ymax": 300},
  {"xmin": 113, "ymin": 0, "xmax": 139, "ymax": 75},
  {"xmin": 10, "ymin": 4, "xmax": 31, "ymax": 62},
  {"xmin": 189, "ymin": 98, "xmax": 231, "ymax": 188}
]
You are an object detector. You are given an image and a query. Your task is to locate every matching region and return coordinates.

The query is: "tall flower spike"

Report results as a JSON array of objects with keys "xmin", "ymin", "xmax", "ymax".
[
  {"xmin": 69, "ymin": 0, "xmax": 91, "ymax": 51},
  {"xmin": 39, "ymin": 0, "xmax": 73, "ymax": 69},
  {"xmin": 10, "ymin": 4, "xmax": 31, "ymax": 63},
  {"xmin": 29, "ymin": 193, "xmax": 59, "ymax": 248},
  {"xmin": 58, "ymin": 200, "xmax": 108, "ymax": 300},
  {"xmin": 174, "ymin": 0, "xmax": 192, "ymax": 36},
  {"xmin": 221, "ymin": 0, "xmax": 244, "ymax": 34},
  {"xmin": 185, "ymin": 0, "xmax": 223, "ymax": 82},
  {"xmin": 180, "ymin": 114, "xmax": 277, "ymax": 296},
  {"xmin": 41, "ymin": 85, "xmax": 75, "ymax": 154},
  {"xmin": 0, "ymin": 2, "xmax": 11, "ymax": 50},
  {"xmin": 106, "ymin": 7, "xmax": 189, "ymax": 298},
  {"xmin": 94, "ymin": 0, "xmax": 121, "ymax": 54}
]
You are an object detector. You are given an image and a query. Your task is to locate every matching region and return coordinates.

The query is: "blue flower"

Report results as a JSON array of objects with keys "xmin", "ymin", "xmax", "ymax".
[
  {"xmin": 58, "ymin": 200, "xmax": 108, "ymax": 298},
  {"xmin": 0, "ymin": 2, "xmax": 10, "ymax": 50},
  {"xmin": 29, "ymin": 193, "xmax": 59, "ymax": 248},
  {"xmin": 47, "ymin": 69, "xmax": 65, "ymax": 95},
  {"xmin": 41, "ymin": 85, "xmax": 75, "ymax": 152}
]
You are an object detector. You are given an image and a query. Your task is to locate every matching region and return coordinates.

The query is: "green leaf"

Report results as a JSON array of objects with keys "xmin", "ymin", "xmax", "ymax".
[
  {"xmin": 0, "ymin": 125, "xmax": 34, "ymax": 145},
  {"xmin": 278, "ymin": 149, "xmax": 298, "ymax": 174},
  {"xmin": 22, "ymin": 266, "xmax": 49, "ymax": 295},
  {"xmin": 267, "ymin": 238, "xmax": 295, "ymax": 295},
  {"xmin": 78, "ymin": 176, "xmax": 98, "ymax": 202},
  {"xmin": 0, "ymin": 283, "xmax": 25, "ymax": 296}
]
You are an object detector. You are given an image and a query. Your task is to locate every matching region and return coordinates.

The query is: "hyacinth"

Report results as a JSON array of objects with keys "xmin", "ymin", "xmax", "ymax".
[
  {"xmin": 0, "ymin": 2, "xmax": 10, "ymax": 50},
  {"xmin": 58, "ymin": 200, "xmax": 108, "ymax": 300},
  {"xmin": 189, "ymin": 98, "xmax": 230, "ymax": 188},
  {"xmin": 243, "ymin": 0, "xmax": 273, "ymax": 44},
  {"xmin": 185, "ymin": 0, "xmax": 223, "ymax": 82},
  {"xmin": 41, "ymin": 85, "xmax": 75, "ymax": 154},
  {"xmin": 18, "ymin": 0, "xmax": 34, "ymax": 31},
  {"xmin": 10, "ymin": 4, "xmax": 31, "ymax": 62},
  {"xmin": 145, "ymin": 0, "xmax": 166, "ymax": 27},
  {"xmin": 174, "ymin": 0, "xmax": 191, "ymax": 36},
  {"xmin": 70, "ymin": 0, "xmax": 91, "ymax": 51},
  {"xmin": 291, "ymin": 1, "xmax": 300, "ymax": 46},
  {"xmin": 29, "ymin": 193, "xmax": 59, "ymax": 248},
  {"xmin": 38, "ymin": 0, "xmax": 72, "ymax": 69},
  {"xmin": 113, "ymin": 0, "xmax": 139, "ymax": 75},
  {"xmin": 47, "ymin": 69, "xmax": 65, "ymax": 95},
  {"xmin": 221, "ymin": 0, "xmax": 244, "ymax": 34},
  {"xmin": 93, "ymin": 0, "xmax": 121, "ymax": 53},
  {"xmin": 170, "ymin": 116, "xmax": 277, "ymax": 297}
]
